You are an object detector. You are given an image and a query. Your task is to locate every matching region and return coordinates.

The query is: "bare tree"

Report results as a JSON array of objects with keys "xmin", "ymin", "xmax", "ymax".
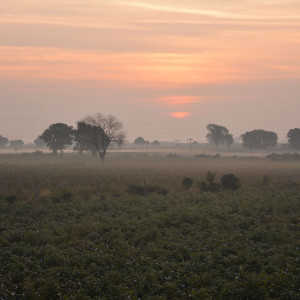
[{"xmin": 77, "ymin": 113, "xmax": 126, "ymax": 163}]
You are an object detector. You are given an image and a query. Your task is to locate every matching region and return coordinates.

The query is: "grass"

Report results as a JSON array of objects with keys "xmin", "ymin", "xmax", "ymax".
[{"xmin": 0, "ymin": 152, "xmax": 299, "ymax": 298}]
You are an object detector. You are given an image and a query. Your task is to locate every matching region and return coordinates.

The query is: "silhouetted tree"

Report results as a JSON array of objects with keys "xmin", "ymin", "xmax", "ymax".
[
  {"xmin": 225, "ymin": 134, "xmax": 234, "ymax": 150},
  {"xmin": 152, "ymin": 140, "xmax": 160, "ymax": 146},
  {"xmin": 206, "ymin": 124, "xmax": 230, "ymax": 148},
  {"xmin": 287, "ymin": 128, "xmax": 300, "ymax": 149},
  {"xmin": 34, "ymin": 135, "xmax": 46, "ymax": 148},
  {"xmin": 41, "ymin": 123, "xmax": 73, "ymax": 155},
  {"xmin": 10, "ymin": 139, "xmax": 24, "ymax": 151},
  {"xmin": 0, "ymin": 135, "xmax": 9, "ymax": 148},
  {"xmin": 78, "ymin": 113, "xmax": 125, "ymax": 163},
  {"xmin": 73, "ymin": 127, "xmax": 90, "ymax": 155},
  {"xmin": 134, "ymin": 137, "xmax": 148, "ymax": 145},
  {"xmin": 242, "ymin": 129, "xmax": 278, "ymax": 149}
]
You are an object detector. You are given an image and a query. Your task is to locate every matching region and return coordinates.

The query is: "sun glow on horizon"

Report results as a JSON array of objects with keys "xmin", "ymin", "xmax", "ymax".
[{"xmin": 171, "ymin": 112, "xmax": 189, "ymax": 118}]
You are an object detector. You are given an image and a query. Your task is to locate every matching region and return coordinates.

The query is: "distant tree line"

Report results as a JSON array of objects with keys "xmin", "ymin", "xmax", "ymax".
[
  {"xmin": 1, "ymin": 119, "xmax": 300, "ymax": 155},
  {"xmin": 134, "ymin": 125, "xmax": 300, "ymax": 151}
]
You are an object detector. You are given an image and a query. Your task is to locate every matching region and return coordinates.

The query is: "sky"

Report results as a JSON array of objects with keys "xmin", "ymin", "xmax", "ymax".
[{"xmin": 1, "ymin": 0, "xmax": 300, "ymax": 143}]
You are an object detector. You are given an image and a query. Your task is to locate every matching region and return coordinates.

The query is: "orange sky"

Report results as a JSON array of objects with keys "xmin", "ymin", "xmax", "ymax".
[{"xmin": 1, "ymin": 0, "xmax": 300, "ymax": 142}]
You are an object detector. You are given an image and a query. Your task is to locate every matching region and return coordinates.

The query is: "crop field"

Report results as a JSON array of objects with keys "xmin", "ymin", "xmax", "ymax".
[{"xmin": 0, "ymin": 152, "xmax": 299, "ymax": 299}]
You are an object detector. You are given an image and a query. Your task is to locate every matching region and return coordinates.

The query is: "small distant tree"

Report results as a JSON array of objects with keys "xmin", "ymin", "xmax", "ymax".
[
  {"xmin": 77, "ymin": 113, "xmax": 126, "ymax": 163},
  {"xmin": 0, "ymin": 135, "xmax": 9, "ymax": 148},
  {"xmin": 34, "ymin": 135, "xmax": 46, "ymax": 148},
  {"xmin": 206, "ymin": 124, "xmax": 230, "ymax": 149},
  {"xmin": 287, "ymin": 128, "xmax": 300, "ymax": 149},
  {"xmin": 10, "ymin": 139, "xmax": 24, "ymax": 151},
  {"xmin": 152, "ymin": 140, "xmax": 160, "ymax": 146},
  {"xmin": 242, "ymin": 129, "xmax": 278, "ymax": 149},
  {"xmin": 41, "ymin": 123, "xmax": 73, "ymax": 155},
  {"xmin": 225, "ymin": 134, "xmax": 234, "ymax": 150},
  {"xmin": 134, "ymin": 137, "xmax": 147, "ymax": 145}
]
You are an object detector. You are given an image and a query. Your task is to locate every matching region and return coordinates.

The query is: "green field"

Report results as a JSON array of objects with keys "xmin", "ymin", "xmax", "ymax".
[{"xmin": 0, "ymin": 152, "xmax": 299, "ymax": 299}]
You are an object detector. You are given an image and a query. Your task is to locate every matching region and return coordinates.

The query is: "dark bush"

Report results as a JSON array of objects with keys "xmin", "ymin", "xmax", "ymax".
[
  {"xmin": 127, "ymin": 184, "xmax": 169, "ymax": 196},
  {"xmin": 221, "ymin": 174, "xmax": 241, "ymax": 190},
  {"xmin": 199, "ymin": 171, "xmax": 220, "ymax": 193},
  {"xmin": 5, "ymin": 195, "xmax": 18, "ymax": 204},
  {"xmin": 182, "ymin": 177, "xmax": 193, "ymax": 191},
  {"xmin": 147, "ymin": 185, "xmax": 169, "ymax": 196},
  {"xmin": 198, "ymin": 181, "xmax": 221, "ymax": 193}
]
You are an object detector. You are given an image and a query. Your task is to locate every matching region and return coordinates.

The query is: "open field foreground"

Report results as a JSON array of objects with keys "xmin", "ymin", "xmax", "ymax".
[{"xmin": 0, "ymin": 153, "xmax": 299, "ymax": 299}]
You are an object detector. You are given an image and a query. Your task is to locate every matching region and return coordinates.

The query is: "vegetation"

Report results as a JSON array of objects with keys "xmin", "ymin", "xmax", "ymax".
[
  {"xmin": 134, "ymin": 137, "xmax": 149, "ymax": 145},
  {"xmin": 182, "ymin": 177, "xmax": 194, "ymax": 191},
  {"xmin": 78, "ymin": 113, "xmax": 126, "ymax": 163},
  {"xmin": 221, "ymin": 174, "xmax": 241, "ymax": 190},
  {"xmin": 10, "ymin": 139, "xmax": 24, "ymax": 151},
  {"xmin": 206, "ymin": 124, "xmax": 233, "ymax": 149},
  {"xmin": 287, "ymin": 128, "xmax": 300, "ymax": 149},
  {"xmin": 0, "ymin": 135, "xmax": 9, "ymax": 148},
  {"xmin": 34, "ymin": 136, "xmax": 46, "ymax": 148},
  {"xmin": 41, "ymin": 123, "xmax": 73, "ymax": 155},
  {"xmin": 242, "ymin": 129, "xmax": 278, "ymax": 149},
  {"xmin": 198, "ymin": 171, "xmax": 221, "ymax": 193},
  {"xmin": 0, "ymin": 153, "xmax": 299, "ymax": 298}
]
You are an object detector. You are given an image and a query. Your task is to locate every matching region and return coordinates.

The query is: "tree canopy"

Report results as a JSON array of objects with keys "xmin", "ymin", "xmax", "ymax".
[
  {"xmin": 34, "ymin": 135, "xmax": 46, "ymax": 148},
  {"xmin": 41, "ymin": 123, "xmax": 73, "ymax": 155},
  {"xmin": 287, "ymin": 128, "xmax": 300, "ymax": 149},
  {"xmin": 206, "ymin": 124, "xmax": 233, "ymax": 149},
  {"xmin": 77, "ymin": 113, "xmax": 126, "ymax": 162},
  {"xmin": 0, "ymin": 135, "xmax": 9, "ymax": 148},
  {"xmin": 242, "ymin": 129, "xmax": 278, "ymax": 149},
  {"xmin": 10, "ymin": 139, "xmax": 24, "ymax": 151},
  {"xmin": 134, "ymin": 137, "xmax": 149, "ymax": 145}
]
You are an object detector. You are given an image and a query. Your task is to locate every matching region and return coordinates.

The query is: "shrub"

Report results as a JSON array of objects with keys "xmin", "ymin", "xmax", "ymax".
[
  {"xmin": 182, "ymin": 177, "xmax": 193, "ymax": 191},
  {"xmin": 127, "ymin": 184, "xmax": 169, "ymax": 196},
  {"xmin": 198, "ymin": 181, "xmax": 220, "ymax": 193},
  {"xmin": 5, "ymin": 195, "xmax": 18, "ymax": 204},
  {"xmin": 198, "ymin": 171, "xmax": 220, "ymax": 193},
  {"xmin": 221, "ymin": 174, "xmax": 241, "ymax": 190}
]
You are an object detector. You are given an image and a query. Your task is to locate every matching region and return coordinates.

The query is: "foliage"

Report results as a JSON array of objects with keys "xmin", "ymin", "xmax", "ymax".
[
  {"xmin": 0, "ymin": 135, "xmax": 9, "ymax": 148},
  {"xmin": 225, "ymin": 133, "xmax": 234, "ymax": 150},
  {"xmin": 41, "ymin": 123, "xmax": 73, "ymax": 155},
  {"xmin": 287, "ymin": 128, "xmax": 300, "ymax": 149},
  {"xmin": 221, "ymin": 173, "xmax": 241, "ymax": 190},
  {"xmin": 199, "ymin": 171, "xmax": 221, "ymax": 192},
  {"xmin": 152, "ymin": 140, "xmax": 160, "ymax": 146},
  {"xmin": 206, "ymin": 124, "xmax": 233, "ymax": 149},
  {"xmin": 242, "ymin": 129, "xmax": 278, "ymax": 149},
  {"xmin": 127, "ymin": 184, "xmax": 169, "ymax": 196},
  {"xmin": 134, "ymin": 137, "xmax": 149, "ymax": 145},
  {"xmin": 10, "ymin": 139, "xmax": 24, "ymax": 151},
  {"xmin": 5, "ymin": 195, "xmax": 17, "ymax": 204},
  {"xmin": 79, "ymin": 113, "xmax": 126, "ymax": 162},
  {"xmin": 182, "ymin": 177, "xmax": 193, "ymax": 191},
  {"xmin": 34, "ymin": 135, "xmax": 46, "ymax": 148},
  {"xmin": 0, "ymin": 179, "xmax": 299, "ymax": 299}
]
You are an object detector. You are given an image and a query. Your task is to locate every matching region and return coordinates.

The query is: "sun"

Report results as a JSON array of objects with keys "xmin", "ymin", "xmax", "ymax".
[{"xmin": 171, "ymin": 112, "xmax": 189, "ymax": 118}]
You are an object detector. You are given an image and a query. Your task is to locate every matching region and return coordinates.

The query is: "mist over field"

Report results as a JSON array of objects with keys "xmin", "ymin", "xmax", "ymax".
[{"xmin": 1, "ymin": 0, "xmax": 300, "ymax": 298}]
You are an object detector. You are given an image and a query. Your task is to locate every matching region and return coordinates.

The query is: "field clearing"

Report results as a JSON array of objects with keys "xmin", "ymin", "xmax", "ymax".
[{"xmin": 0, "ymin": 152, "xmax": 299, "ymax": 298}]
